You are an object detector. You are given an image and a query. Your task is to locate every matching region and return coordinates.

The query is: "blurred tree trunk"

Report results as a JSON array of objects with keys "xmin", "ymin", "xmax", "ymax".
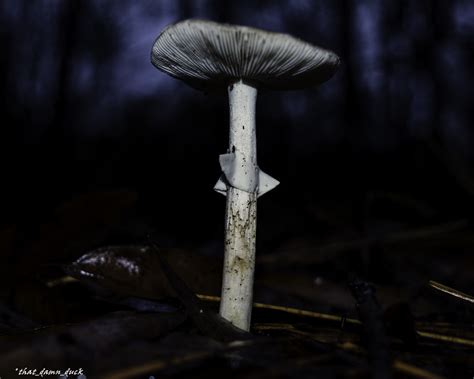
[
  {"xmin": 40, "ymin": 0, "xmax": 83, "ymax": 206},
  {"xmin": 49, "ymin": 0, "xmax": 81, "ymax": 145}
]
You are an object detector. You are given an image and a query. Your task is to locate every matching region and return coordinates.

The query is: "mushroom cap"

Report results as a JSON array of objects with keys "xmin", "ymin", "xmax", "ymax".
[{"xmin": 151, "ymin": 19, "xmax": 340, "ymax": 91}]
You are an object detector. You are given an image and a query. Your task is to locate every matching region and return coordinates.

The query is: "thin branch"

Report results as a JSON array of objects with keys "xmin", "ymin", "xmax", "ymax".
[
  {"xmin": 429, "ymin": 280, "xmax": 474, "ymax": 304},
  {"xmin": 199, "ymin": 294, "xmax": 474, "ymax": 348},
  {"xmin": 197, "ymin": 294, "xmax": 360, "ymax": 326}
]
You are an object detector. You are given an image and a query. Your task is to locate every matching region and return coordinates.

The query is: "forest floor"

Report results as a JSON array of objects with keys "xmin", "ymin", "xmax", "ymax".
[{"xmin": 0, "ymin": 188, "xmax": 473, "ymax": 379}]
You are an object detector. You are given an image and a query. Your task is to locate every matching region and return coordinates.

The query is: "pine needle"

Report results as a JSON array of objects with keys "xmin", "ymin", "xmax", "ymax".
[{"xmin": 429, "ymin": 280, "xmax": 474, "ymax": 304}]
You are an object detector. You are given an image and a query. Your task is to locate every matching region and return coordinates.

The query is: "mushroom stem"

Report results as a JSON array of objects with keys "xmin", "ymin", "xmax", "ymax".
[{"xmin": 219, "ymin": 79, "xmax": 258, "ymax": 331}]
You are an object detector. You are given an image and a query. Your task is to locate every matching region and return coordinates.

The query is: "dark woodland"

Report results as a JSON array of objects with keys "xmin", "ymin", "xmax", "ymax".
[{"xmin": 0, "ymin": 0, "xmax": 473, "ymax": 378}]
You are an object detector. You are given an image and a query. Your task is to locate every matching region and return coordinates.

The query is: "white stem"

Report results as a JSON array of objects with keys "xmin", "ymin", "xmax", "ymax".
[{"xmin": 219, "ymin": 80, "xmax": 258, "ymax": 331}]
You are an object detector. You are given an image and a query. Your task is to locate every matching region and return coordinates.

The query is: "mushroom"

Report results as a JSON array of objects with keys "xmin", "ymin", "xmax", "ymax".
[{"xmin": 151, "ymin": 19, "xmax": 340, "ymax": 331}]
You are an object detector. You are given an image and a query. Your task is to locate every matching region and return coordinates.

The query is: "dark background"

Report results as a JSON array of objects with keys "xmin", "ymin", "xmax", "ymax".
[{"xmin": 1, "ymin": 0, "xmax": 474, "ymax": 262}]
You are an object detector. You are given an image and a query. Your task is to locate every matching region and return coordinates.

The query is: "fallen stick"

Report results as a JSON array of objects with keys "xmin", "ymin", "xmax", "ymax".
[
  {"xmin": 198, "ymin": 294, "xmax": 474, "ymax": 347},
  {"xmin": 429, "ymin": 280, "xmax": 474, "ymax": 304}
]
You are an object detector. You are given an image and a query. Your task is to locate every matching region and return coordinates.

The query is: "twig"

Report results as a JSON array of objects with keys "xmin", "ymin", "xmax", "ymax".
[
  {"xmin": 197, "ymin": 294, "xmax": 360, "ymax": 326},
  {"xmin": 416, "ymin": 331, "xmax": 474, "ymax": 347},
  {"xmin": 45, "ymin": 275, "xmax": 77, "ymax": 288},
  {"xmin": 429, "ymin": 280, "xmax": 474, "ymax": 304},
  {"xmin": 392, "ymin": 360, "xmax": 445, "ymax": 379},
  {"xmin": 46, "ymin": 280, "xmax": 474, "ymax": 348},
  {"xmin": 197, "ymin": 294, "xmax": 474, "ymax": 347}
]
